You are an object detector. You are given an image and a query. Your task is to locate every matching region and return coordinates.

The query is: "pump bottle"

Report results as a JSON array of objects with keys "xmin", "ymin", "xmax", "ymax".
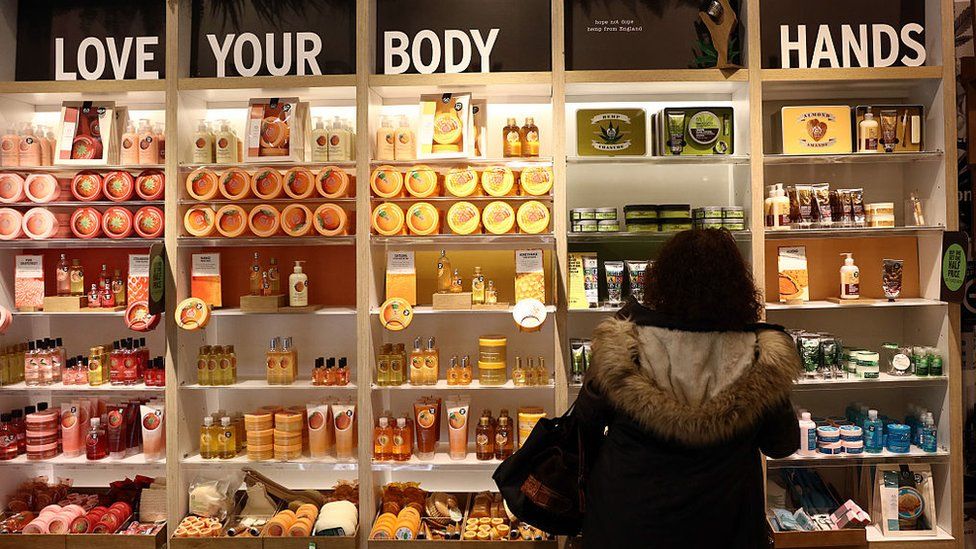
[
  {"xmin": 289, "ymin": 261, "xmax": 308, "ymax": 307},
  {"xmin": 839, "ymin": 252, "xmax": 860, "ymax": 300}
]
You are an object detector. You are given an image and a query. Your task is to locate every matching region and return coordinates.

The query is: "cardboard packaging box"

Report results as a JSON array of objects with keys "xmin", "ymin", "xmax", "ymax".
[
  {"xmin": 418, "ymin": 93, "xmax": 473, "ymax": 159},
  {"xmin": 55, "ymin": 101, "xmax": 125, "ymax": 165},
  {"xmin": 191, "ymin": 253, "xmax": 222, "ymax": 308},
  {"xmin": 780, "ymin": 105, "xmax": 853, "ymax": 155},
  {"xmin": 244, "ymin": 97, "xmax": 309, "ymax": 162}
]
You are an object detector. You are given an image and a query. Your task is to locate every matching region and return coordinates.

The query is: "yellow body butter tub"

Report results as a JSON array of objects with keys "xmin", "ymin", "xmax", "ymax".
[
  {"xmin": 519, "ymin": 166, "xmax": 554, "ymax": 196},
  {"xmin": 481, "ymin": 167, "xmax": 515, "ymax": 197},
  {"xmin": 371, "ymin": 202, "xmax": 405, "ymax": 236},
  {"xmin": 405, "ymin": 202, "xmax": 440, "ymax": 236},
  {"xmin": 444, "ymin": 167, "xmax": 479, "ymax": 197},
  {"xmin": 517, "ymin": 200, "xmax": 551, "ymax": 234},
  {"xmin": 482, "ymin": 201, "xmax": 516, "ymax": 235},
  {"xmin": 446, "ymin": 201, "xmax": 481, "ymax": 235}
]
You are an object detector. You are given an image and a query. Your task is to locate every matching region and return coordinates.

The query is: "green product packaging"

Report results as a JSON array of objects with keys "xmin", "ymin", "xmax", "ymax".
[
  {"xmin": 576, "ymin": 109, "xmax": 647, "ymax": 157},
  {"xmin": 659, "ymin": 107, "xmax": 734, "ymax": 156}
]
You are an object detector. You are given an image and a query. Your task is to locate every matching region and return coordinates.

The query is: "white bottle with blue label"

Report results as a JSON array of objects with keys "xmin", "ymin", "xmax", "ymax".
[
  {"xmin": 921, "ymin": 412, "xmax": 938, "ymax": 453},
  {"xmin": 798, "ymin": 412, "xmax": 817, "ymax": 456},
  {"xmin": 863, "ymin": 409, "xmax": 884, "ymax": 453}
]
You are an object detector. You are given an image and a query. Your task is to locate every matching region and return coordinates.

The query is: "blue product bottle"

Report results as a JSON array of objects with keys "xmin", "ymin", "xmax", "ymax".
[
  {"xmin": 921, "ymin": 413, "xmax": 938, "ymax": 453},
  {"xmin": 863, "ymin": 409, "xmax": 884, "ymax": 453}
]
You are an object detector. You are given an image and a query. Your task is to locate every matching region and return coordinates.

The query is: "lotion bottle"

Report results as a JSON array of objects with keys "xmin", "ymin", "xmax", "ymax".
[
  {"xmin": 797, "ymin": 412, "xmax": 817, "ymax": 456},
  {"xmin": 120, "ymin": 122, "xmax": 139, "ymax": 165},
  {"xmin": 311, "ymin": 117, "xmax": 329, "ymax": 162},
  {"xmin": 214, "ymin": 121, "xmax": 238, "ymax": 164},
  {"xmin": 137, "ymin": 119, "xmax": 159, "ymax": 165},
  {"xmin": 18, "ymin": 124, "xmax": 41, "ymax": 167},
  {"xmin": 394, "ymin": 115, "xmax": 416, "ymax": 161},
  {"xmin": 1, "ymin": 127, "xmax": 19, "ymax": 167},
  {"xmin": 192, "ymin": 120, "xmax": 214, "ymax": 164},
  {"xmin": 839, "ymin": 252, "xmax": 860, "ymax": 300},
  {"xmin": 858, "ymin": 108, "xmax": 879, "ymax": 153},
  {"xmin": 328, "ymin": 116, "xmax": 353, "ymax": 162},
  {"xmin": 288, "ymin": 261, "xmax": 308, "ymax": 307},
  {"xmin": 375, "ymin": 117, "xmax": 396, "ymax": 161}
]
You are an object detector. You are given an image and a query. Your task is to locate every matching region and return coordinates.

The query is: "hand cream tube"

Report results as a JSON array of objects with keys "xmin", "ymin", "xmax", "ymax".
[
  {"xmin": 880, "ymin": 110, "xmax": 898, "ymax": 153},
  {"xmin": 307, "ymin": 403, "xmax": 334, "ymax": 458},
  {"xmin": 882, "ymin": 259, "xmax": 904, "ymax": 301},
  {"xmin": 624, "ymin": 260, "xmax": 649, "ymax": 304},
  {"xmin": 60, "ymin": 401, "xmax": 82, "ymax": 458},
  {"xmin": 446, "ymin": 397, "xmax": 470, "ymax": 460},
  {"xmin": 331, "ymin": 402, "xmax": 356, "ymax": 460},
  {"xmin": 604, "ymin": 261, "xmax": 624, "ymax": 305},
  {"xmin": 140, "ymin": 402, "xmax": 165, "ymax": 462},
  {"xmin": 666, "ymin": 111, "xmax": 686, "ymax": 155}
]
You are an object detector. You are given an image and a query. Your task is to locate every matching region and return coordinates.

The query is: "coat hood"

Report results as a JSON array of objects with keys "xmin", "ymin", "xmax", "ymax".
[{"xmin": 585, "ymin": 314, "xmax": 801, "ymax": 447}]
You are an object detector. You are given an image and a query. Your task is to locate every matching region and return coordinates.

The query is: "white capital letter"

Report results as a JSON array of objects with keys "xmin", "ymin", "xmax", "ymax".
[
  {"xmin": 233, "ymin": 32, "xmax": 262, "ymax": 77},
  {"xmin": 266, "ymin": 33, "xmax": 292, "ymax": 76},
  {"xmin": 471, "ymin": 28, "xmax": 499, "ymax": 73},
  {"xmin": 55, "ymin": 38, "xmax": 76, "ymax": 80},
  {"xmin": 207, "ymin": 34, "xmax": 234, "ymax": 78},
  {"xmin": 296, "ymin": 32, "xmax": 322, "ymax": 75},
  {"xmin": 106, "ymin": 37, "xmax": 132, "ymax": 79},
  {"xmin": 840, "ymin": 25, "xmax": 868, "ymax": 68},
  {"xmin": 384, "ymin": 31, "xmax": 410, "ymax": 74},
  {"xmin": 412, "ymin": 30, "xmax": 441, "ymax": 74},
  {"xmin": 810, "ymin": 25, "xmax": 839, "ymax": 68},
  {"xmin": 444, "ymin": 30, "xmax": 472, "ymax": 73},
  {"xmin": 780, "ymin": 25, "xmax": 807, "ymax": 69},
  {"xmin": 77, "ymin": 37, "xmax": 105, "ymax": 80},
  {"xmin": 900, "ymin": 23, "xmax": 926, "ymax": 66},
  {"xmin": 872, "ymin": 24, "xmax": 899, "ymax": 67},
  {"xmin": 135, "ymin": 36, "xmax": 159, "ymax": 79}
]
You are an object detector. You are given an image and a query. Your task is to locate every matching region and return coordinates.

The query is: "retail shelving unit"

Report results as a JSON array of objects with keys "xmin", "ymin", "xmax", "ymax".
[{"xmin": 0, "ymin": 0, "xmax": 961, "ymax": 547}]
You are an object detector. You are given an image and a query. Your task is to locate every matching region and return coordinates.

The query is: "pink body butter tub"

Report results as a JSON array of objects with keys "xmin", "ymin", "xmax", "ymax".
[
  {"xmin": 0, "ymin": 173, "xmax": 25, "ymax": 203},
  {"xmin": 0, "ymin": 208, "xmax": 23, "ymax": 240},
  {"xmin": 24, "ymin": 174, "xmax": 62, "ymax": 203},
  {"xmin": 22, "ymin": 208, "xmax": 69, "ymax": 239}
]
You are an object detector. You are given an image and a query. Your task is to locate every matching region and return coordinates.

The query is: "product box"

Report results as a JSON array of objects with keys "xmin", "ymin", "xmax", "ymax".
[
  {"xmin": 471, "ymin": 99, "xmax": 487, "ymax": 159},
  {"xmin": 418, "ymin": 92, "xmax": 473, "ymax": 159},
  {"xmin": 777, "ymin": 246, "xmax": 809, "ymax": 304},
  {"xmin": 854, "ymin": 105, "xmax": 924, "ymax": 153},
  {"xmin": 779, "ymin": 105, "xmax": 853, "ymax": 155},
  {"xmin": 515, "ymin": 249, "xmax": 545, "ymax": 303},
  {"xmin": 386, "ymin": 250, "xmax": 417, "ymax": 305},
  {"xmin": 244, "ymin": 97, "xmax": 309, "ymax": 162},
  {"xmin": 14, "ymin": 255, "xmax": 43, "ymax": 311},
  {"xmin": 55, "ymin": 101, "xmax": 125, "ymax": 165},
  {"xmin": 654, "ymin": 107, "xmax": 733, "ymax": 155},
  {"xmin": 873, "ymin": 465, "xmax": 937, "ymax": 537},
  {"xmin": 568, "ymin": 252, "xmax": 599, "ymax": 309},
  {"xmin": 191, "ymin": 253, "xmax": 222, "ymax": 308},
  {"xmin": 128, "ymin": 254, "xmax": 151, "ymax": 303},
  {"xmin": 576, "ymin": 108, "xmax": 647, "ymax": 156}
]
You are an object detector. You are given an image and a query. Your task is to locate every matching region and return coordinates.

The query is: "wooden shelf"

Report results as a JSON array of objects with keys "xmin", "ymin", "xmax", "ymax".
[
  {"xmin": 0, "ymin": 381, "xmax": 163, "ymax": 392},
  {"xmin": 793, "ymin": 374, "xmax": 948, "ymax": 391},
  {"xmin": 567, "ymin": 155, "xmax": 749, "ymax": 165},
  {"xmin": 182, "ymin": 379, "xmax": 356, "ymax": 390},
  {"xmin": 179, "ymin": 74, "xmax": 356, "ymax": 91},
  {"xmin": 372, "ymin": 380, "xmax": 553, "ymax": 391},
  {"xmin": 0, "ymin": 238, "xmax": 161, "ymax": 249},
  {"xmin": 764, "ymin": 151, "xmax": 943, "ymax": 165},
  {"xmin": 565, "ymin": 68, "xmax": 747, "ymax": 95},
  {"xmin": 766, "ymin": 298, "xmax": 946, "ymax": 311},
  {"xmin": 761, "ymin": 66, "xmax": 944, "ymax": 83},
  {"xmin": 567, "ymin": 68, "xmax": 747, "ymax": 83},
  {"xmin": 368, "ymin": 72, "xmax": 553, "ymax": 100},
  {"xmin": 177, "ymin": 236, "xmax": 356, "ymax": 247},
  {"xmin": 764, "ymin": 226, "xmax": 944, "ymax": 239}
]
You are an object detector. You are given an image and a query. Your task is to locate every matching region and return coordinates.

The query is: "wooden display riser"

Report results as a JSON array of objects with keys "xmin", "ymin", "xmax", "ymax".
[
  {"xmin": 768, "ymin": 520, "xmax": 867, "ymax": 548},
  {"xmin": 170, "ymin": 536, "xmax": 356, "ymax": 549},
  {"xmin": 3, "ymin": 527, "xmax": 167, "ymax": 549}
]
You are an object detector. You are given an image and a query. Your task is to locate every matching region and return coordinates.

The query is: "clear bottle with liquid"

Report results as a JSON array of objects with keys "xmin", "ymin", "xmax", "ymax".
[
  {"xmin": 512, "ymin": 356, "xmax": 526, "ymax": 387},
  {"xmin": 447, "ymin": 356, "xmax": 460, "ymax": 386},
  {"xmin": 536, "ymin": 356, "xmax": 548, "ymax": 385},
  {"xmin": 69, "ymin": 259, "xmax": 85, "ymax": 296},
  {"xmin": 409, "ymin": 338, "xmax": 424, "ymax": 386},
  {"xmin": 266, "ymin": 338, "xmax": 280, "ymax": 385},
  {"xmin": 471, "ymin": 267, "xmax": 485, "ymax": 305},
  {"xmin": 249, "ymin": 253, "xmax": 261, "ymax": 295},
  {"xmin": 196, "ymin": 345, "xmax": 212, "ymax": 386},
  {"xmin": 200, "ymin": 416, "xmax": 216, "ymax": 459},
  {"xmin": 389, "ymin": 344, "xmax": 405, "ymax": 386},
  {"xmin": 423, "ymin": 337, "xmax": 439, "ymax": 385},
  {"xmin": 266, "ymin": 259, "xmax": 279, "ymax": 294},
  {"xmin": 486, "ymin": 280, "xmax": 497, "ymax": 305},
  {"xmin": 56, "ymin": 254, "xmax": 70, "ymax": 296},
  {"xmin": 219, "ymin": 417, "xmax": 237, "ymax": 459},
  {"xmin": 460, "ymin": 355, "xmax": 473, "ymax": 385},
  {"xmin": 521, "ymin": 117, "xmax": 540, "ymax": 157},
  {"xmin": 503, "ymin": 118, "xmax": 522, "ymax": 158},
  {"xmin": 450, "ymin": 269, "xmax": 463, "ymax": 293},
  {"xmin": 376, "ymin": 344, "xmax": 392, "ymax": 386},
  {"xmin": 436, "ymin": 250, "xmax": 453, "ymax": 294},
  {"xmin": 112, "ymin": 269, "xmax": 126, "ymax": 307}
]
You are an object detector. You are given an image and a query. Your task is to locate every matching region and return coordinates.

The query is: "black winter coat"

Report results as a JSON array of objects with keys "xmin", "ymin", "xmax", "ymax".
[{"xmin": 576, "ymin": 304, "xmax": 801, "ymax": 549}]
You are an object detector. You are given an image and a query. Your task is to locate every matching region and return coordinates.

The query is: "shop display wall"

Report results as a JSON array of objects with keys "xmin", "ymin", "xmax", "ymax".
[{"xmin": 0, "ymin": 0, "xmax": 963, "ymax": 547}]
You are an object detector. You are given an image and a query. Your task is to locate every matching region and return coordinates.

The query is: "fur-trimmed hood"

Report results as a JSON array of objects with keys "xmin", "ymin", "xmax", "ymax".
[{"xmin": 585, "ymin": 315, "xmax": 801, "ymax": 447}]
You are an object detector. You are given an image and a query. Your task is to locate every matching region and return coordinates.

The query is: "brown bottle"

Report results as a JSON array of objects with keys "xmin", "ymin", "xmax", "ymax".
[
  {"xmin": 502, "ymin": 118, "xmax": 522, "ymax": 158},
  {"xmin": 475, "ymin": 411, "xmax": 495, "ymax": 461},
  {"xmin": 520, "ymin": 117, "xmax": 540, "ymax": 157},
  {"xmin": 495, "ymin": 410, "xmax": 514, "ymax": 459}
]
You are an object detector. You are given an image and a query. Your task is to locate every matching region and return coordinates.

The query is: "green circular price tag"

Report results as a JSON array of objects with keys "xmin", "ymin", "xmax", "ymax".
[{"xmin": 943, "ymin": 243, "xmax": 966, "ymax": 292}]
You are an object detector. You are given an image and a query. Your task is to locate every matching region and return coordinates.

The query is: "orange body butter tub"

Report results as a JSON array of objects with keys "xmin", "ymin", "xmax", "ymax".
[
  {"xmin": 446, "ymin": 201, "xmax": 481, "ymax": 235},
  {"xmin": 519, "ymin": 166, "xmax": 554, "ymax": 196},
  {"xmin": 482, "ymin": 201, "xmax": 516, "ymax": 235},
  {"xmin": 405, "ymin": 202, "xmax": 440, "ymax": 235},
  {"xmin": 316, "ymin": 167, "xmax": 351, "ymax": 198},
  {"xmin": 313, "ymin": 204, "xmax": 349, "ymax": 236},
  {"xmin": 218, "ymin": 168, "xmax": 251, "ymax": 201},
  {"xmin": 251, "ymin": 169, "xmax": 284, "ymax": 200},
  {"xmin": 444, "ymin": 168, "xmax": 479, "ymax": 197},
  {"xmin": 281, "ymin": 204, "xmax": 313, "ymax": 237},
  {"xmin": 481, "ymin": 167, "xmax": 515, "ymax": 197},
  {"xmin": 214, "ymin": 205, "xmax": 248, "ymax": 238},
  {"xmin": 371, "ymin": 202, "xmax": 404, "ymax": 236},
  {"xmin": 370, "ymin": 166, "xmax": 404, "ymax": 198},
  {"xmin": 0, "ymin": 173, "xmax": 25, "ymax": 203},
  {"xmin": 184, "ymin": 205, "xmax": 216, "ymax": 237},
  {"xmin": 186, "ymin": 168, "xmax": 219, "ymax": 200},
  {"xmin": 283, "ymin": 167, "xmax": 315, "ymax": 199},
  {"xmin": 517, "ymin": 200, "xmax": 551, "ymax": 234},
  {"xmin": 0, "ymin": 208, "xmax": 23, "ymax": 240},
  {"xmin": 404, "ymin": 165, "xmax": 439, "ymax": 198},
  {"xmin": 248, "ymin": 204, "xmax": 281, "ymax": 237}
]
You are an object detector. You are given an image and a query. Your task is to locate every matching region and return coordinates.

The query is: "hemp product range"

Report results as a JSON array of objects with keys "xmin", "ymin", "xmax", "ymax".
[
  {"xmin": 785, "ymin": 328, "xmax": 943, "ymax": 380},
  {"xmin": 569, "ymin": 339, "xmax": 594, "ymax": 385},
  {"xmin": 655, "ymin": 107, "xmax": 733, "ymax": 156},
  {"xmin": 575, "ymin": 109, "xmax": 646, "ymax": 157}
]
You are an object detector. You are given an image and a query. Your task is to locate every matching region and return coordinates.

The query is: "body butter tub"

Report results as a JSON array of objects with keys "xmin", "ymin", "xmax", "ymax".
[
  {"xmin": 444, "ymin": 167, "xmax": 479, "ymax": 197},
  {"xmin": 694, "ymin": 206, "xmax": 723, "ymax": 219},
  {"xmin": 248, "ymin": 204, "xmax": 281, "ymax": 237},
  {"xmin": 317, "ymin": 166, "xmax": 351, "ymax": 198},
  {"xmin": 573, "ymin": 208, "xmax": 596, "ymax": 221},
  {"xmin": 482, "ymin": 201, "xmax": 516, "ymax": 235},
  {"xmin": 70, "ymin": 207, "xmax": 102, "ymax": 239},
  {"xmin": 0, "ymin": 208, "xmax": 23, "ymax": 239},
  {"xmin": 623, "ymin": 205, "xmax": 658, "ymax": 221},
  {"xmin": 446, "ymin": 201, "xmax": 481, "ymax": 235},
  {"xmin": 24, "ymin": 174, "xmax": 62, "ymax": 203},
  {"xmin": 723, "ymin": 219, "xmax": 746, "ymax": 231},
  {"xmin": 218, "ymin": 168, "xmax": 251, "ymax": 200},
  {"xmin": 404, "ymin": 165, "xmax": 439, "ymax": 198},
  {"xmin": 281, "ymin": 204, "xmax": 314, "ymax": 237},
  {"xmin": 519, "ymin": 166, "xmax": 554, "ymax": 196},
  {"xmin": 481, "ymin": 167, "xmax": 515, "ymax": 197},
  {"xmin": 135, "ymin": 170, "xmax": 165, "ymax": 201},
  {"xmin": 183, "ymin": 205, "xmax": 217, "ymax": 237},
  {"xmin": 283, "ymin": 167, "xmax": 315, "ymax": 200},
  {"xmin": 598, "ymin": 219, "xmax": 619, "ymax": 232},
  {"xmin": 722, "ymin": 206, "xmax": 745, "ymax": 219},
  {"xmin": 215, "ymin": 205, "xmax": 248, "ymax": 237},
  {"xmin": 595, "ymin": 207, "xmax": 617, "ymax": 220},
  {"xmin": 71, "ymin": 172, "xmax": 102, "ymax": 201},
  {"xmin": 405, "ymin": 202, "xmax": 440, "ymax": 236},
  {"xmin": 313, "ymin": 204, "xmax": 349, "ymax": 237},
  {"xmin": 371, "ymin": 202, "xmax": 405, "ymax": 236},
  {"xmin": 626, "ymin": 219, "xmax": 660, "ymax": 233},
  {"xmin": 658, "ymin": 204, "xmax": 692, "ymax": 219},
  {"xmin": 23, "ymin": 208, "xmax": 69, "ymax": 239},
  {"xmin": 134, "ymin": 206, "xmax": 164, "ymax": 238},
  {"xmin": 370, "ymin": 166, "xmax": 404, "ymax": 198},
  {"xmin": 102, "ymin": 206, "xmax": 134, "ymax": 239},
  {"xmin": 102, "ymin": 171, "xmax": 135, "ymax": 202},
  {"xmin": 251, "ymin": 169, "xmax": 283, "ymax": 200},
  {"xmin": 575, "ymin": 219, "xmax": 598, "ymax": 232},
  {"xmin": 186, "ymin": 168, "xmax": 219, "ymax": 200},
  {"xmin": 516, "ymin": 200, "xmax": 551, "ymax": 234},
  {"xmin": 0, "ymin": 173, "xmax": 25, "ymax": 203},
  {"xmin": 660, "ymin": 219, "xmax": 693, "ymax": 232}
]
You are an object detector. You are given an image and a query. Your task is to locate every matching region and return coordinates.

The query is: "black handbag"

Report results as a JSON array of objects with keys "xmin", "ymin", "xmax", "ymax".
[{"xmin": 492, "ymin": 403, "xmax": 585, "ymax": 536}]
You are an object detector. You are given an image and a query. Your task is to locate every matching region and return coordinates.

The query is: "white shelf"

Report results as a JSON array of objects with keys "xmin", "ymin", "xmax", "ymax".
[
  {"xmin": 568, "ymin": 305, "xmax": 621, "ymax": 314},
  {"xmin": 568, "ymin": 231, "xmax": 751, "ymax": 243},
  {"xmin": 11, "ymin": 309, "xmax": 126, "ymax": 317},
  {"xmin": 370, "ymin": 234, "xmax": 555, "ymax": 247},
  {"xmin": 210, "ymin": 307, "xmax": 356, "ymax": 317},
  {"xmin": 182, "ymin": 379, "xmax": 356, "ymax": 390},
  {"xmin": 179, "ymin": 161, "xmax": 357, "ymax": 171},
  {"xmin": 368, "ymin": 305, "xmax": 556, "ymax": 315},
  {"xmin": 1, "ymin": 201, "xmax": 164, "ymax": 208},
  {"xmin": 768, "ymin": 446, "xmax": 949, "ymax": 468},
  {"xmin": 1, "ymin": 453, "xmax": 165, "ymax": 466},
  {"xmin": 0, "ymin": 238, "xmax": 161, "ymax": 249},
  {"xmin": 181, "ymin": 453, "xmax": 358, "ymax": 470},
  {"xmin": 177, "ymin": 235, "xmax": 355, "ymax": 247},
  {"xmin": 371, "ymin": 445, "xmax": 502, "ymax": 472},
  {"xmin": 370, "ymin": 157, "xmax": 552, "ymax": 168},
  {"xmin": 0, "ymin": 164, "xmax": 165, "ymax": 173},
  {"xmin": 372, "ymin": 380, "xmax": 553, "ymax": 391},
  {"xmin": 764, "ymin": 226, "xmax": 944, "ymax": 239},
  {"xmin": 766, "ymin": 298, "xmax": 946, "ymax": 311},
  {"xmin": 865, "ymin": 525, "xmax": 954, "ymax": 543},
  {"xmin": 567, "ymin": 155, "xmax": 749, "ymax": 165},
  {"xmin": 793, "ymin": 374, "xmax": 948, "ymax": 391},
  {"xmin": 179, "ymin": 197, "xmax": 357, "ymax": 206},
  {"xmin": 0, "ymin": 381, "xmax": 163, "ymax": 393},
  {"xmin": 764, "ymin": 151, "xmax": 943, "ymax": 165}
]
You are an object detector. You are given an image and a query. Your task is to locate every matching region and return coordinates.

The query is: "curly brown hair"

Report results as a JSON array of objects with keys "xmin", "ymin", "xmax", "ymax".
[{"xmin": 643, "ymin": 229, "xmax": 763, "ymax": 330}]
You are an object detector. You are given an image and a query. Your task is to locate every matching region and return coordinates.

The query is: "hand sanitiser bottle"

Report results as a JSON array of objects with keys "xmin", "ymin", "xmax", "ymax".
[
  {"xmin": 839, "ymin": 253, "xmax": 860, "ymax": 300},
  {"xmin": 798, "ymin": 412, "xmax": 817, "ymax": 456},
  {"xmin": 863, "ymin": 409, "xmax": 884, "ymax": 453}
]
